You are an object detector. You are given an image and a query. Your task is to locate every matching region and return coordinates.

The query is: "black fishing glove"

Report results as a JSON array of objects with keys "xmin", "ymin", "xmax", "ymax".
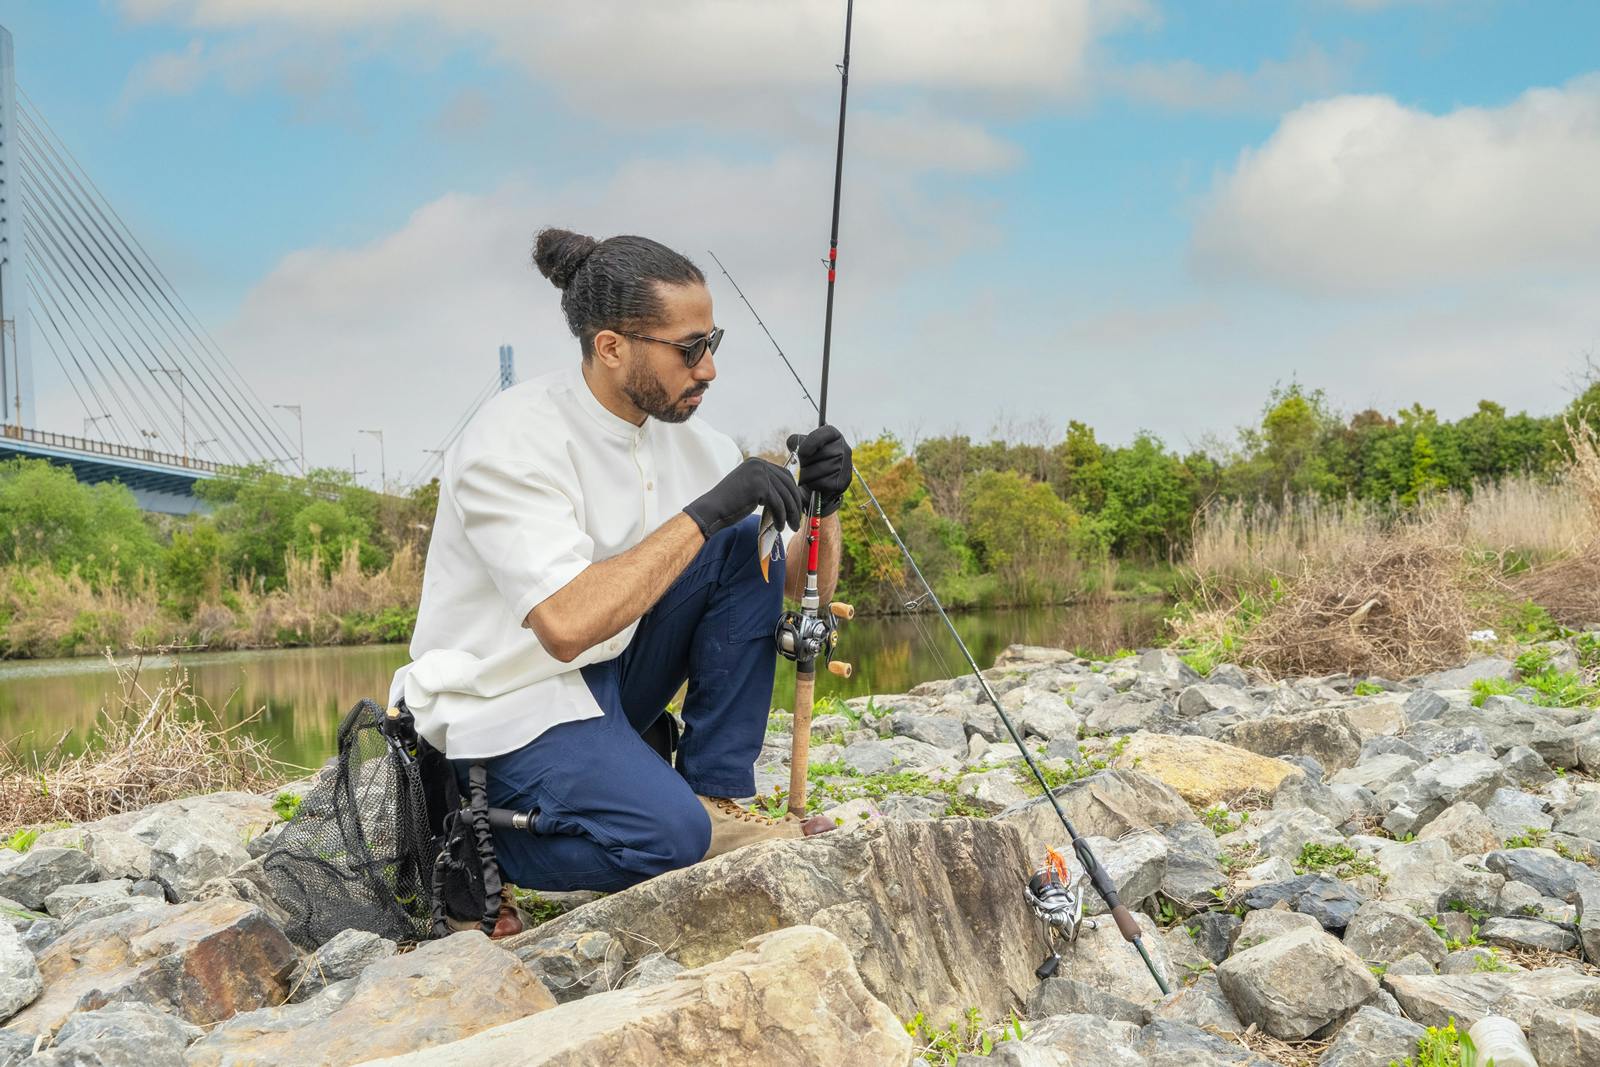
[
  {"xmin": 683, "ymin": 457, "xmax": 805, "ymax": 540},
  {"xmin": 786, "ymin": 424, "xmax": 853, "ymax": 518}
]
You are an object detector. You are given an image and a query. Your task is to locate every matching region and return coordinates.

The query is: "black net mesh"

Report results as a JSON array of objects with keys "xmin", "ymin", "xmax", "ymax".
[{"xmin": 262, "ymin": 699, "xmax": 438, "ymax": 949}]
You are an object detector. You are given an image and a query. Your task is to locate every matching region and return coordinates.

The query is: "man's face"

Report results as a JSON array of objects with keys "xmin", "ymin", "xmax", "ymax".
[{"xmin": 620, "ymin": 282, "xmax": 717, "ymax": 424}]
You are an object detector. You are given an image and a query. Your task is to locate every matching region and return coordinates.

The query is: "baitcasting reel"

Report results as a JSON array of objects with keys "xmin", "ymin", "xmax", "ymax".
[
  {"xmin": 775, "ymin": 604, "xmax": 855, "ymax": 677},
  {"xmin": 1025, "ymin": 849, "xmax": 1095, "ymax": 980}
]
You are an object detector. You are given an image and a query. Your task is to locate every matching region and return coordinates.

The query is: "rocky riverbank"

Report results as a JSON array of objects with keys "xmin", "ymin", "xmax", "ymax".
[{"xmin": 3, "ymin": 642, "xmax": 1600, "ymax": 1065}]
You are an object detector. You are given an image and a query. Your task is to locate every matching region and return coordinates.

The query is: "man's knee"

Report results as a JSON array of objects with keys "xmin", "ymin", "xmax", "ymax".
[{"xmin": 634, "ymin": 794, "xmax": 712, "ymax": 877}]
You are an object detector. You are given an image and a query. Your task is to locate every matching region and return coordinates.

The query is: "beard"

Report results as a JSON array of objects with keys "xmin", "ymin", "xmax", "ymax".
[{"xmin": 622, "ymin": 357, "xmax": 705, "ymax": 424}]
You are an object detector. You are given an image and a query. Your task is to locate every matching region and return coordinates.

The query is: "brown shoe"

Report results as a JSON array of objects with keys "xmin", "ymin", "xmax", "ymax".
[
  {"xmin": 444, "ymin": 900, "xmax": 524, "ymax": 939},
  {"xmin": 698, "ymin": 796, "xmax": 835, "ymax": 861}
]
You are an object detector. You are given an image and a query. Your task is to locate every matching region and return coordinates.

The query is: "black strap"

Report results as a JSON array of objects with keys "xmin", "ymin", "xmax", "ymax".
[{"xmin": 467, "ymin": 763, "xmax": 504, "ymax": 934}]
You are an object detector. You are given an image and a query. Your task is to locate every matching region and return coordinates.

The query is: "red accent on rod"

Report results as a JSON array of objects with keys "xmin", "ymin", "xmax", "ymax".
[
  {"xmin": 829, "ymin": 248, "xmax": 837, "ymax": 262},
  {"xmin": 827, "ymin": 270, "xmax": 836, "ymax": 282},
  {"xmin": 806, "ymin": 514, "xmax": 822, "ymax": 571}
]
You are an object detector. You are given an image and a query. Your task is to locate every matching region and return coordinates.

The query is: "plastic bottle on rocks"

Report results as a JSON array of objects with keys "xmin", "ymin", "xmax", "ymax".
[{"xmin": 1466, "ymin": 1015, "xmax": 1538, "ymax": 1067}]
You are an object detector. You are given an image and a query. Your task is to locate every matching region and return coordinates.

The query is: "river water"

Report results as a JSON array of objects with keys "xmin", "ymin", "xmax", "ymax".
[{"xmin": 0, "ymin": 601, "xmax": 1167, "ymax": 769}]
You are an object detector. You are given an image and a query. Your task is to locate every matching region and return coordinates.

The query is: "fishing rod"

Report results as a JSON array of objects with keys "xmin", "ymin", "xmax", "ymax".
[
  {"xmin": 769, "ymin": 0, "xmax": 857, "ymax": 821},
  {"xmin": 712, "ymin": 249, "xmax": 1169, "ymax": 995}
]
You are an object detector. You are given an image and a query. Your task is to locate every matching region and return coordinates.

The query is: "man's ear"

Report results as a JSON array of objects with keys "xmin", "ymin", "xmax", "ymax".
[{"xmin": 592, "ymin": 329, "xmax": 626, "ymax": 369}]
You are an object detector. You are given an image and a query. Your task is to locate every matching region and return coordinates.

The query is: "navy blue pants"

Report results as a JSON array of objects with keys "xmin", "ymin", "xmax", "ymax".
[{"xmin": 457, "ymin": 514, "xmax": 783, "ymax": 893}]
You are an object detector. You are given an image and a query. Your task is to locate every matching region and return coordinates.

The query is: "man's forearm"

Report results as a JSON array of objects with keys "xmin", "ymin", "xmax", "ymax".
[
  {"xmin": 784, "ymin": 511, "xmax": 842, "ymax": 604},
  {"xmin": 525, "ymin": 513, "xmax": 704, "ymax": 662}
]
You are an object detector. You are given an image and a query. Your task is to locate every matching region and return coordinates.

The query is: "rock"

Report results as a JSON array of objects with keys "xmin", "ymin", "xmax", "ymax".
[
  {"xmin": 0, "ymin": 850, "xmax": 96, "ymax": 912},
  {"xmin": 1241, "ymin": 874, "xmax": 1366, "ymax": 933},
  {"xmin": 1084, "ymin": 694, "xmax": 1172, "ymax": 735},
  {"xmin": 957, "ymin": 770, "xmax": 1031, "ymax": 813},
  {"xmin": 1218, "ymin": 709, "xmax": 1363, "ymax": 774},
  {"xmin": 131, "ymin": 814, "xmax": 250, "ymax": 902},
  {"xmin": 1217, "ymin": 925, "xmax": 1378, "ymax": 1039},
  {"xmin": 1342, "ymin": 699, "xmax": 1406, "ymax": 740},
  {"xmin": 1111, "ymin": 733, "xmax": 1298, "ymax": 808},
  {"xmin": 1415, "ymin": 802, "xmax": 1501, "ymax": 858},
  {"xmin": 1185, "ymin": 912, "xmax": 1241, "ymax": 963},
  {"xmin": 1382, "ymin": 969, "xmax": 1600, "ymax": 1028},
  {"xmin": 1373, "ymin": 839, "xmax": 1504, "ymax": 915},
  {"xmin": 1273, "ymin": 774, "xmax": 1356, "ymax": 827},
  {"xmin": 1159, "ymin": 822, "xmax": 1227, "ymax": 909},
  {"xmin": 818, "ymin": 797, "xmax": 881, "ymax": 826},
  {"xmin": 1015, "ymin": 696, "xmax": 1080, "ymax": 742},
  {"xmin": 1479, "ymin": 916, "xmax": 1579, "ymax": 952},
  {"xmin": 1045, "ymin": 909, "xmax": 1174, "ymax": 1006},
  {"xmin": 1154, "ymin": 973, "xmax": 1243, "ymax": 1033},
  {"xmin": 288, "ymin": 927, "xmax": 396, "ymax": 1002},
  {"xmin": 1316, "ymin": 1005, "xmax": 1427, "ymax": 1067},
  {"xmin": 362, "ymin": 926, "xmax": 908, "ymax": 1067},
  {"xmin": 997, "ymin": 770, "xmax": 1194, "ymax": 860},
  {"xmin": 62, "ymin": 893, "xmax": 165, "ymax": 932},
  {"xmin": 1387, "ymin": 952, "xmax": 1435, "ymax": 976},
  {"xmin": 41, "ymin": 879, "xmax": 132, "ymax": 921},
  {"xmin": 185, "ymin": 931, "xmax": 557, "ymax": 1066},
  {"xmin": 840, "ymin": 740, "xmax": 896, "ymax": 776},
  {"xmin": 82, "ymin": 828, "xmax": 155, "ymax": 882},
  {"xmin": 1555, "ymin": 792, "xmax": 1600, "ymax": 842},
  {"xmin": 1139, "ymin": 649, "xmax": 1202, "ymax": 688},
  {"xmin": 1178, "ymin": 684, "xmax": 1248, "ymax": 717},
  {"xmin": 5, "ymin": 897, "xmax": 297, "ymax": 1036},
  {"xmin": 1417, "ymin": 657, "xmax": 1516, "ymax": 690},
  {"xmin": 1342, "ymin": 901, "xmax": 1448, "ymax": 966},
  {"xmin": 1528, "ymin": 1006, "xmax": 1600, "ymax": 1067},
  {"xmin": 620, "ymin": 951, "xmax": 685, "ymax": 989},
  {"xmin": 1407, "ymin": 720, "xmax": 1492, "ymax": 760},
  {"xmin": 1485, "ymin": 847, "xmax": 1595, "ymax": 900},
  {"xmin": 1499, "ymin": 745, "xmax": 1556, "ymax": 789},
  {"xmin": 1437, "ymin": 696, "xmax": 1581, "ymax": 767},
  {"xmin": 1438, "ymin": 947, "xmax": 1499, "ymax": 974},
  {"xmin": 1237, "ymin": 856, "xmax": 1295, "ymax": 890},
  {"xmin": 1576, "ymin": 880, "xmax": 1600, "ymax": 964},
  {"xmin": 879, "ymin": 795, "xmax": 945, "ymax": 820},
  {"xmin": 1016, "ymin": 1014, "xmax": 1142, "ymax": 1067},
  {"xmin": 1231, "ymin": 909, "xmax": 1324, "ymax": 954},
  {"xmin": 1482, "ymin": 788, "xmax": 1552, "ymax": 840},
  {"xmin": 511, "ymin": 929, "xmax": 625, "ymax": 1003},
  {"xmin": 1074, "ymin": 834, "xmax": 1166, "ymax": 915},
  {"xmin": 1401, "ymin": 689, "xmax": 1450, "ymax": 724},
  {"xmin": 883, "ymin": 736, "xmax": 962, "ymax": 772},
  {"xmin": 0, "ymin": 925, "xmax": 41, "ymax": 1024},
  {"xmin": 888, "ymin": 712, "xmax": 968, "ymax": 754},
  {"xmin": 24, "ymin": 1002, "xmax": 200, "ymax": 1065},
  {"xmin": 1207, "ymin": 664, "xmax": 1253, "ymax": 688},
  {"xmin": 1222, "ymin": 807, "xmax": 1343, "ymax": 864},
  {"xmin": 508, "ymin": 817, "xmax": 1041, "ymax": 1022},
  {"xmin": 1025, "ymin": 976, "xmax": 1149, "ymax": 1025},
  {"xmin": 1331, "ymin": 753, "xmax": 1419, "ymax": 794},
  {"xmin": 1381, "ymin": 751, "xmax": 1506, "ymax": 836},
  {"xmin": 19, "ymin": 919, "xmax": 59, "ymax": 956},
  {"xmin": 1134, "ymin": 1019, "xmax": 1278, "ymax": 1067}
]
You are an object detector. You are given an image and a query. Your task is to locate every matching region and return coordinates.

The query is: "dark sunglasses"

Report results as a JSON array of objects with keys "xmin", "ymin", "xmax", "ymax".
[{"xmin": 619, "ymin": 326, "xmax": 725, "ymax": 368}]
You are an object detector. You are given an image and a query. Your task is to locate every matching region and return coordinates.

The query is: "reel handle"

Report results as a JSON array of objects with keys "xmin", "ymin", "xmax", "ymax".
[
  {"xmin": 828, "ymin": 660, "xmax": 853, "ymax": 678},
  {"xmin": 829, "ymin": 601, "xmax": 855, "ymax": 620}
]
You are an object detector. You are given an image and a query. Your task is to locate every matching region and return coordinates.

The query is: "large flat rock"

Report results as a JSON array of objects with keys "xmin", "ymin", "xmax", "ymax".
[
  {"xmin": 1382, "ymin": 970, "xmax": 1600, "ymax": 1029},
  {"xmin": 510, "ymin": 817, "xmax": 1039, "ymax": 1022},
  {"xmin": 5, "ymin": 897, "xmax": 296, "ymax": 1037},
  {"xmin": 185, "ymin": 931, "xmax": 555, "ymax": 1066},
  {"xmin": 1111, "ymin": 733, "xmax": 1298, "ymax": 808},
  {"xmin": 364, "ymin": 926, "xmax": 910, "ymax": 1067}
]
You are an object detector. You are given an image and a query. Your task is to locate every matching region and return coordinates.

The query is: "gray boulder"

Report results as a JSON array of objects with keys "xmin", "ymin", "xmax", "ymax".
[
  {"xmin": 0, "ymin": 849, "xmax": 96, "ymax": 912},
  {"xmin": 1152, "ymin": 973, "xmax": 1243, "ymax": 1034},
  {"xmin": 1382, "ymin": 969, "xmax": 1600, "ymax": 1028},
  {"xmin": 41, "ymin": 879, "xmax": 132, "ymax": 922},
  {"xmin": 1479, "ymin": 916, "xmax": 1578, "ymax": 952},
  {"xmin": 1342, "ymin": 901, "xmax": 1448, "ymax": 966},
  {"xmin": 1230, "ymin": 909, "xmax": 1323, "ymax": 955},
  {"xmin": 1216, "ymin": 926, "xmax": 1378, "ymax": 1039},
  {"xmin": 82, "ymin": 828, "xmax": 154, "ymax": 882},
  {"xmin": 1240, "ymin": 874, "xmax": 1365, "ymax": 932},
  {"xmin": 287, "ymin": 927, "xmax": 397, "ymax": 1003},
  {"xmin": 1076, "ymin": 834, "xmax": 1166, "ymax": 916},
  {"xmin": 1138, "ymin": 650, "xmax": 1202, "ymax": 688},
  {"xmin": 1331, "ymin": 753, "xmax": 1419, "ymax": 794},
  {"xmin": 840, "ymin": 740, "xmax": 896, "ymax": 776},
  {"xmin": 1528, "ymin": 1006, "xmax": 1600, "ymax": 1067},
  {"xmin": 1482, "ymin": 788, "xmax": 1552, "ymax": 840},
  {"xmin": 619, "ymin": 952, "xmax": 685, "ymax": 989},
  {"xmin": 1025, "ymin": 976, "xmax": 1149, "ymax": 1025},
  {"xmin": 1381, "ymin": 751, "xmax": 1506, "ymax": 836},
  {"xmin": 1416, "ymin": 657, "xmax": 1516, "ymax": 690},
  {"xmin": 1414, "ymin": 802, "xmax": 1500, "ymax": 858},
  {"xmin": 1316, "ymin": 1005, "xmax": 1427, "ymax": 1067},
  {"xmin": 1135, "ymin": 1019, "xmax": 1279, "ymax": 1067},
  {"xmin": 0, "ymin": 924, "xmax": 42, "ymax": 1024},
  {"xmin": 510, "ymin": 929, "xmax": 625, "ymax": 1003},
  {"xmin": 998, "ymin": 770, "xmax": 1195, "ymax": 862},
  {"xmin": 131, "ymin": 813, "xmax": 250, "ymax": 901},
  {"xmin": 887, "ymin": 712, "xmax": 967, "ymax": 754},
  {"xmin": 1218, "ymin": 709, "xmax": 1363, "ymax": 774},
  {"xmin": 1499, "ymin": 745, "xmax": 1556, "ymax": 789},
  {"xmin": 1485, "ymin": 847, "xmax": 1597, "ymax": 900},
  {"xmin": 1555, "ymin": 792, "xmax": 1600, "ymax": 843}
]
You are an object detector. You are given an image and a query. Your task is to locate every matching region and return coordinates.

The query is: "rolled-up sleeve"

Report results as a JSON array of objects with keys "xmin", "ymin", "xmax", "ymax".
[{"xmin": 453, "ymin": 453, "xmax": 592, "ymax": 623}]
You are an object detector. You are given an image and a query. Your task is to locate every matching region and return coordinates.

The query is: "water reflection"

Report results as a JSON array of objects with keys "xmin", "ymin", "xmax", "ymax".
[{"xmin": 0, "ymin": 601, "xmax": 1167, "ymax": 769}]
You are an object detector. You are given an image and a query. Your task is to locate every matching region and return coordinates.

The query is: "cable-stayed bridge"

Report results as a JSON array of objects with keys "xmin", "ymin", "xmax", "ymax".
[{"xmin": 0, "ymin": 25, "xmax": 298, "ymax": 513}]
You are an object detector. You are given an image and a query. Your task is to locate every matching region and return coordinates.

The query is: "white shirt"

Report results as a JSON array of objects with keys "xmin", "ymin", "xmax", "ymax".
[{"xmin": 389, "ymin": 364, "xmax": 743, "ymax": 758}]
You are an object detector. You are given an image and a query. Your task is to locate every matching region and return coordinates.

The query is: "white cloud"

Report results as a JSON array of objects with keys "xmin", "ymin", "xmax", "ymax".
[
  {"xmin": 1191, "ymin": 75, "xmax": 1600, "ymax": 292},
  {"xmin": 207, "ymin": 152, "xmax": 999, "ymax": 482}
]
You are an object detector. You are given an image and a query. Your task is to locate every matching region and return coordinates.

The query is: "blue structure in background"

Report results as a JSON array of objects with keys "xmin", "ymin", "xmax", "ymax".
[{"xmin": 0, "ymin": 425, "xmax": 216, "ymax": 514}]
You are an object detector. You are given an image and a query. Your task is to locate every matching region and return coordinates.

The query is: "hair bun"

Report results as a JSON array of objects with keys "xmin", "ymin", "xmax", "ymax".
[{"xmin": 532, "ymin": 228, "xmax": 599, "ymax": 290}]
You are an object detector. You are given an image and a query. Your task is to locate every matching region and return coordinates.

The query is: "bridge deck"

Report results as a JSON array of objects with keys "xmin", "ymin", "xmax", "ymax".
[{"xmin": 0, "ymin": 426, "xmax": 220, "ymax": 515}]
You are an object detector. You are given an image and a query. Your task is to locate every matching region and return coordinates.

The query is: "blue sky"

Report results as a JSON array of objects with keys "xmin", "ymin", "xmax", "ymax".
[{"xmin": 3, "ymin": 0, "xmax": 1598, "ymax": 484}]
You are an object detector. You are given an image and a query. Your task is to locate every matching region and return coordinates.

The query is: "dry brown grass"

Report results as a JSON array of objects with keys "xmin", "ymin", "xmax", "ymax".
[
  {"xmin": 1465, "ymin": 471, "xmax": 1589, "ymax": 562},
  {"xmin": 1186, "ymin": 494, "xmax": 1383, "ymax": 605},
  {"xmin": 1513, "ymin": 420, "xmax": 1600, "ymax": 627},
  {"xmin": 0, "ymin": 655, "xmax": 289, "ymax": 828},
  {"xmin": 0, "ymin": 565, "xmax": 172, "ymax": 656},
  {"xmin": 1232, "ymin": 507, "xmax": 1480, "ymax": 677},
  {"xmin": 230, "ymin": 542, "xmax": 421, "ymax": 646},
  {"xmin": 1210, "ymin": 1025, "xmax": 1327, "ymax": 1067}
]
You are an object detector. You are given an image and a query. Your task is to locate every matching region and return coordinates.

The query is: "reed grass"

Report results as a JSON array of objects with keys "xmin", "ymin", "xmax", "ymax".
[{"xmin": 0, "ymin": 655, "xmax": 289, "ymax": 828}]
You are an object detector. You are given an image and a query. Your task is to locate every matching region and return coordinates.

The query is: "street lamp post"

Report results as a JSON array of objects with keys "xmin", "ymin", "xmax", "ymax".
[
  {"xmin": 82, "ymin": 413, "xmax": 112, "ymax": 441},
  {"xmin": 273, "ymin": 404, "xmax": 305, "ymax": 475},
  {"xmin": 138, "ymin": 428, "xmax": 159, "ymax": 458},
  {"xmin": 359, "ymin": 428, "xmax": 386, "ymax": 494},
  {"xmin": 152, "ymin": 366, "xmax": 187, "ymax": 462}
]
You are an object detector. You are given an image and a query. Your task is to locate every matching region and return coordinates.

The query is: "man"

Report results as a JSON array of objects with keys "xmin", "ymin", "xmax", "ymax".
[{"xmin": 391, "ymin": 227, "xmax": 849, "ymax": 919}]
